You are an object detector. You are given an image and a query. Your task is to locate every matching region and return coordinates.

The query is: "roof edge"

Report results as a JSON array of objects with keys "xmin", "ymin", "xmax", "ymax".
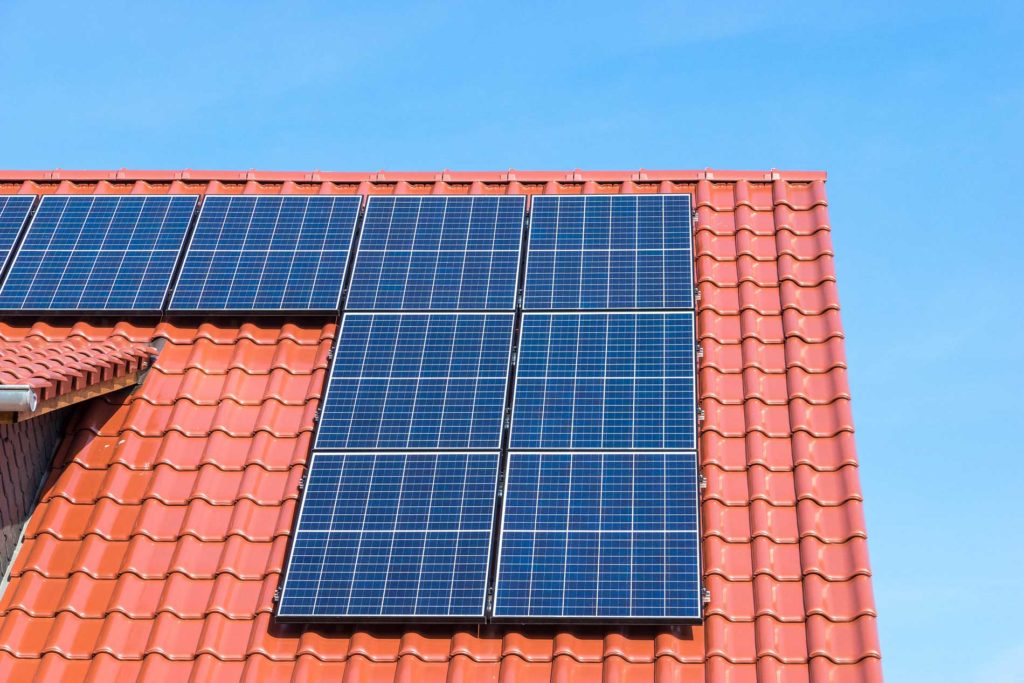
[{"xmin": 0, "ymin": 168, "xmax": 827, "ymax": 183}]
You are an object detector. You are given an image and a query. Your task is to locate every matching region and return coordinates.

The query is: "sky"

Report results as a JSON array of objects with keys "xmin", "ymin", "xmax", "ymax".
[{"xmin": 2, "ymin": 1, "xmax": 1023, "ymax": 680}]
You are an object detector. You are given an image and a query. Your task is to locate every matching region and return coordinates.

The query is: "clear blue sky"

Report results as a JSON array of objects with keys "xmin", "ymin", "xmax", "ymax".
[{"xmin": 2, "ymin": 2, "xmax": 1022, "ymax": 680}]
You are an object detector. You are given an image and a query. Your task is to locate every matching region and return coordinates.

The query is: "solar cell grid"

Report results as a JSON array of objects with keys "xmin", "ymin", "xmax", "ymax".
[
  {"xmin": 510, "ymin": 312, "xmax": 696, "ymax": 450},
  {"xmin": 279, "ymin": 452, "xmax": 499, "ymax": 618},
  {"xmin": 493, "ymin": 452, "xmax": 700, "ymax": 620},
  {"xmin": 0, "ymin": 195, "xmax": 35, "ymax": 275},
  {"xmin": 524, "ymin": 194, "xmax": 692, "ymax": 310},
  {"xmin": 347, "ymin": 195, "xmax": 525, "ymax": 310},
  {"xmin": 315, "ymin": 313, "xmax": 514, "ymax": 450},
  {"xmin": 170, "ymin": 195, "xmax": 360, "ymax": 311},
  {"xmin": 0, "ymin": 195, "xmax": 197, "ymax": 311}
]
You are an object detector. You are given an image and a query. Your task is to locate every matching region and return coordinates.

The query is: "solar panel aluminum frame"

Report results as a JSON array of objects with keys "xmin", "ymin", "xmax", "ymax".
[
  {"xmin": 277, "ymin": 450, "xmax": 502, "ymax": 623},
  {"xmin": 313, "ymin": 311, "xmax": 517, "ymax": 451},
  {"xmin": 522, "ymin": 193, "xmax": 694, "ymax": 312},
  {"xmin": 508, "ymin": 310, "xmax": 698, "ymax": 452},
  {"xmin": 167, "ymin": 194, "xmax": 363, "ymax": 313},
  {"xmin": 0, "ymin": 195, "xmax": 36, "ymax": 278},
  {"xmin": 490, "ymin": 450, "xmax": 703, "ymax": 624},
  {"xmin": 345, "ymin": 195, "xmax": 527, "ymax": 312},
  {"xmin": 0, "ymin": 194, "xmax": 200, "ymax": 314}
]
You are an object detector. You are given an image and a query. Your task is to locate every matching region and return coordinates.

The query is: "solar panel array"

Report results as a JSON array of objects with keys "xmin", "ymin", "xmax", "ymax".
[
  {"xmin": 277, "ymin": 192, "xmax": 700, "ymax": 624},
  {"xmin": 0, "ymin": 195, "xmax": 197, "ymax": 311},
  {"xmin": 524, "ymin": 195, "xmax": 693, "ymax": 310},
  {"xmin": 493, "ymin": 452, "xmax": 700, "ymax": 619},
  {"xmin": 279, "ymin": 452, "xmax": 499, "ymax": 618},
  {"xmin": 0, "ymin": 195, "xmax": 35, "ymax": 275},
  {"xmin": 170, "ymin": 195, "xmax": 360, "ymax": 311},
  {"xmin": 348, "ymin": 196, "xmax": 525, "ymax": 311},
  {"xmin": 0, "ymin": 190, "xmax": 697, "ymax": 621}
]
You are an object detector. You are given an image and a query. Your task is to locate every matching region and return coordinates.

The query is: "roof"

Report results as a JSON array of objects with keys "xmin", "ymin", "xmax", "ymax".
[
  {"xmin": 0, "ymin": 170, "xmax": 882, "ymax": 682},
  {"xmin": 0, "ymin": 334, "xmax": 154, "ymax": 419}
]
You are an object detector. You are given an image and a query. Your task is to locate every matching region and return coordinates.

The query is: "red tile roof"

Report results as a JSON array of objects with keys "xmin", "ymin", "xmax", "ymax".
[
  {"xmin": 0, "ymin": 171, "xmax": 882, "ymax": 682},
  {"xmin": 0, "ymin": 332, "xmax": 153, "ymax": 406}
]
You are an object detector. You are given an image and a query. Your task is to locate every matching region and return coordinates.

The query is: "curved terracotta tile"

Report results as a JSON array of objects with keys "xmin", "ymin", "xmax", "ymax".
[
  {"xmin": 737, "ymin": 282, "xmax": 782, "ymax": 315},
  {"xmin": 703, "ymin": 576, "xmax": 755, "ymax": 621},
  {"xmin": 754, "ymin": 616, "xmax": 808, "ymax": 663},
  {"xmin": 784, "ymin": 337, "xmax": 847, "ymax": 372},
  {"xmin": 108, "ymin": 574, "xmax": 162, "ymax": 618},
  {"xmin": 742, "ymin": 401, "xmax": 792, "ymax": 438},
  {"xmin": 32, "ymin": 653, "xmax": 92, "ymax": 681},
  {"xmin": 144, "ymin": 613, "xmax": 204, "ymax": 660},
  {"xmin": 807, "ymin": 654, "xmax": 884, "ymax": 682},
  {"xmin": 0, "ymin": 653, "xmax": 40, "ymax": 682},
  {"xmin": 805, "ymin": 615, "xmax": 880, "ymax": 664},
  {"xmin": 700, "ymin": 368, "xmax": 744, "ymax": 404},
  {"xmin": 701, "ymin": 500, "xmax": 751, "ymax": 543},
  {"xmin": 0, "ymin": 574, "xmax": 65, "ymax": 618},
  {"xmin": 796, "ymin": 501, "xmax": 867, "ymax": 542},
  {"xmin": 196, "ymin": 612, "xmax": 253, "ymax": 660},
  {"xmin": 699, "ymin": 284, "xmax": 741, "ymax": 315},
  {"xmin": 754, "ymin": 657, "xmax": 810, "ymax": 682},
  {"xmin": 704, "ymin": 616, "xmax": 756, "ymax": 663},
  {"xmin": 700, "ymin": 339, "xmax": 744, "ymax": 373},
  {"xmin": 136, "ymin": 653, "xmax": 195, "ymax": 678},
  {"xmin": 747, "ymin": 468, "xmax": 797, "ymax": 507},
  {"xmin": 740, "ymin": 367, "xmax": 790, "ymax": 405},
  {"xmin": 703, "ymin": 466, "xmax": 750, "ymax": 506},
  {"xmin": 751, "ymin": 575, "xmax": 805, "ymax": 622},
  {"xmin": 698, "ymin": 311, "xmax": 742, "ymax": 344},
  {"xmin": 739, "ymin": 311, "xmax": 785, "ymax": 345},
  {"xmin": 801, "ymin": 575, "xmax": 877, "ymax": 622},
  {"xmin": 781, "ymin": 308, "xmax": 843, "ymax": 345},
  {"xmin": 775, "ymin": 231, "xmax": 833, "ymax": 261},
  {"xmin": 749, "ymin": 538, "xmax": 803, "ymax": 582},
  {"xmin": 93, "ymin": 612, "xmax": 152, "ymax": 659},
  {"xmin": 735, "ymin": 255, "xmax": 781, "ymax": 287},
  {"xmin": 793, "ymin": 465, "xmax": 862, "ymax": 505},
  {"xmin": 121, "ymin": 537, "xmax": 176, "ymax": 579},
  {"xmin": 189, "ymin": 654, "xmax": 246, "ymax": 682},
  {"xmin": 702, "ymin": 537, "xmax": 754, "ymax": 581},
  {"xmin": 68, "ymin": 537, "xmax": 128, "ymax": 579},
  {"xmin": 785, "ymin": 367, "xmax": 850, "ymax": 404},
  {"xmin": 742, "ymin": 433, "xmax": 795, "ymax": 471},
  {"xmin": 789, "ymin": 399, "xmax": 855, "ymax": 437},
  {"xmin": 799, "ymin": 538, "xmax": 872, "ymax": 581},
  {"xmin": 735, "ymin": 230, "xmax": 781, "ymax": 261},
  {"xmin": 694, "ymin": 228, "xmax": 739, "ymax": 259},
  {"xmin": 167, "ymin": 536, "xmax": 225, "ymax": 579},
  {"xmin": 41, "ymin": 612, "xmax": 104, "ymax": 658}
]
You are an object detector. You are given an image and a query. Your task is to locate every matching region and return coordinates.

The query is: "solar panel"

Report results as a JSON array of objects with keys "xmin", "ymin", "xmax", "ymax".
[
  {"xmin": 278, "ymin": 452, "xmax": 499, "ymax": 619},
  {"xmin": 493, "ymin": 451, "xmax": 700, "ymax": 620},
  {"xmin": 315, "ymin": 313, "xmax": 514, "ymax": 450},
  {"xmin": 0, "ymin": 195, "xmax": 197, "ymax": 311},
  {"xmin": 170, "ymin": 195, "xmax": 360, "ymax": 311},
  {"xmin": 510, "ymin": 312, "xmax": 696, "ymax": 450},
  {"xmin": 347, "ymin": 196, "xmax": 525, "ymax": 310},
  {"xmin": 523, "ymin": 194, "xmax": 692, "ymax": 310},
  {"xmin": 0, "ymin": 195, "xmax": 35, "ymax": 275}
]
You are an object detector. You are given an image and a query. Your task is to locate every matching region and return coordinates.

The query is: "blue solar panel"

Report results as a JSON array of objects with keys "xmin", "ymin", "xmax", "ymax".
[
  {"xmin": 170, "ymin": 195, "xmax": 360, "ymax": 311},
  {"xmin": 0, "ymin": 195, "xmax": 35, "ymax": 275},
  {"xmin": 279, "ymin": 452, "xmax": 499, "ymax": 618},
  {"xmin": 510, "ymin": 312, "xmax": 696, "ymax": 450},
  {"xmin": 315, "ymin": 313, "xmax": 514, "ymax": 450},
  {"xmin": 347, "ymin": 196, "xmax": 525, "ymax": 310},
  {"xmin": 0, "ymin": 195, "xmax": 197, "ymax": 311},
  {"xmin": 493, "ymin": 452, "xmax": 700, "ymax": 620},
  {"xmin": 524, "ymin": 195, "xmax": 692, "ymax": 310}
]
